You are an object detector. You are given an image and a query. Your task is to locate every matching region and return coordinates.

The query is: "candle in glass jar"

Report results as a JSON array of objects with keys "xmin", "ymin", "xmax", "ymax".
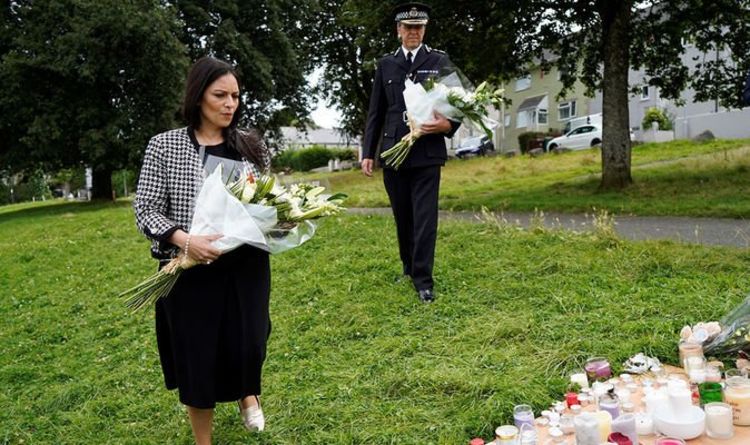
[
  {"xmin": 571, "ymin": 372, "xmax": 590, "ymax": 389},
  {"xmin": 607, "ymin": 432, "xmax": 632, "ymax": 445},
  {"xmin": 585, "ymin": 357, "xmax": 612, "ymax": 381},
  {"xmin": 724, "ymin": 376, "xmax": 750, "ymax": 425},
  {"xmin": 705, "ymin": 402, "xmax": 734, "ymax": 439},
  {"xmin": 565, "ymin": 392, "xmax": 579, "ymax": 408},
  {"xmin": 513, "ymin": 404, "xmax": 534, "ymax": 429}
]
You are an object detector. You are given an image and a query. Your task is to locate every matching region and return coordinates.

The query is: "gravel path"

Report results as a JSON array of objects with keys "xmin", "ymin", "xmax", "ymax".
[{"xmin": 347, "ymin": 208, "xmax": 750, "ymax": 248}]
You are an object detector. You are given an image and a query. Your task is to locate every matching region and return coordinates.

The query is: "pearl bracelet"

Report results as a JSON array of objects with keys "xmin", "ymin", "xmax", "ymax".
[{"xmin": 183, "ymin": 234, "xmax": 192, "ymax": 257}]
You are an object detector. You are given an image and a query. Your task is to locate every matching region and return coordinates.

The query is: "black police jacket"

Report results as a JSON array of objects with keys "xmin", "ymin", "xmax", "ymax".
[{"xmin": 363, "ymin": 45, "xmax": 461, "ymax": 169}]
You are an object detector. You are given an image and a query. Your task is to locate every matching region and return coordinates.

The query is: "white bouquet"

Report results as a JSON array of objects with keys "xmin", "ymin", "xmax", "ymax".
[
  {"xmin": 121, "ymin": 165, "xmax": 346, "ymax": 311},
  {"xmin": 381, "ymin": 69, "xmax": 505, "ymax": 169}
]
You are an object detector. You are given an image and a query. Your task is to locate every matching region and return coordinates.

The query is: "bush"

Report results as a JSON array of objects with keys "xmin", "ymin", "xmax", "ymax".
[
  {"xmin": 272, "ymin": 145, "xmax": 357, "ymax": 172},
  {"xmin": 642, "ymin": 107, "xmax": 673, "ymax": 131},
  {"xmin": 518, "ymin": 129, "xmax": 562, "ymax": 154},
  {"xmin": 518, "ymin": 132, "xmax": 545, "ymax": 154}
]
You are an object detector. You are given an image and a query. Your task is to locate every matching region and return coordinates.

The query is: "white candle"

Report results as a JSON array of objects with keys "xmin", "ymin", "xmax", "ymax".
[
  {"xmin": 668, "ymin": 387, "xmax": 693, "ymax": 419},
  {"xmin": 705, "ymin": 402, "xmax": 734, "ymax": 439},
  {"xmin": 571, "ymin": 372, "xmax": 590, "ymax": 390},
  {"xmin": 635, "ymin": 413, "xmax": 654, "ymax": 436},
  {"xmin": 574, "ymin": 412, "xmax": 600, "ymax": 445},
  {"xmin": 612, "ymin": 413, "xmax": 638, "ymax": 445}
]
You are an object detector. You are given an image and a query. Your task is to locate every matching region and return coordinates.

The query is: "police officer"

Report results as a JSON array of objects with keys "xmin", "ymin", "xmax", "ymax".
[
  {"xmin": 361, "ymin": 2, "xmax": 460, "ymax": 303},
  {"xmin": 743, "ymin": 69, "xmax": 750, "ymax": 106}
]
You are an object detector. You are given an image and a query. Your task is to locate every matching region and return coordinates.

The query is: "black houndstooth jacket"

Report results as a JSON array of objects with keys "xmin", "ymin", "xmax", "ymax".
[{"xmin": 133, "ymin": 127, "xmax": 271, "ymax": 260}]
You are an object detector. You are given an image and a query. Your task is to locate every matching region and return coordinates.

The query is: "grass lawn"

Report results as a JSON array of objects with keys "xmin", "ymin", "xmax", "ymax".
[
  {"xmin": 2, "ymin": 201, "xmax": 750, "ymax": 444},
  {"xmin": 298, "ymin": 139, "xmax": 750, "ymax": 218}
]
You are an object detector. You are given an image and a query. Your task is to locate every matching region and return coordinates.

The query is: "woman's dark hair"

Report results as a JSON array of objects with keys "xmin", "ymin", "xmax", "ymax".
[{"xmin": 182, "ymin": 56, "xmax": 268, "ymax": 169}]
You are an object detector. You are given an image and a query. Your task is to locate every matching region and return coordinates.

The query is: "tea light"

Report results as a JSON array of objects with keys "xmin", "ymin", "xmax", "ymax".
[
  {"xmin": 548, "ymin": 411, "xmax": 561, "ymax": 425},
  {"xmin": 571, "ymin": 404, "xmax": 581, "ymax": 415},
  {"xmin": 635, "ymin": 413, "xmax": 654, "ymax": 436},
  {"xmin": 541, "ymin": 410, "xmax": 552, "ymax": 419},
  {"xmin": 620, "ymin": 373, "xmax": 634, "ymax": 383},
  {"xmin": 705, "ymin": 402, "xmax": 734, "ymax": 439},
  {"xmin": 615, "ymin": 388, "xmax": 631, "ymax": 404},
  {"xmin": 549, "ymin": 431, "xmax": 564, "ymax": 444},
  {"xmin": 578, "ymin": 393, "xmax": 591, "ymax": 407},
  {"xmin": 552, "ymin": 401, "xmax": 566, "ymax": 413},
  {"xmin": 469, "ymin": 439, "xmax": 484, "ymax": 445},
  {"xmin": 571, "ymin": 372, "xmax": 590, "ymax": 389},
  {"xmin": 534, "ymin": 416, "xmax": 549, "ymax": 427},
  {"xmin": 548, "ymin": 426, "xmax": 565, "ymax": 443},
  {"xmin": 625, "ymin": 382, "xmax": 639, "ymax": 392},
  {"xmin": 622, "ymin": 401, "xmax": 635, "ymax": 413}
]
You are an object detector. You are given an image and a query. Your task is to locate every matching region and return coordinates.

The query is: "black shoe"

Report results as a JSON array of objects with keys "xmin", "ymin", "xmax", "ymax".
[{"xmin": 417, "ymin": 289, "xmax": 435, "ymax": 303}]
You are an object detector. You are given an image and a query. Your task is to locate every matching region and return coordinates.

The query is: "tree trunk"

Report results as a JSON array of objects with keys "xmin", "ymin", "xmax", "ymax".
[
  {"xmin": 91, "ymin": 167, "xmax": 113, "ymax": 200},
  {"xmin": 599, "ymin": 0, "xmax": 633, "ymax": 190}
]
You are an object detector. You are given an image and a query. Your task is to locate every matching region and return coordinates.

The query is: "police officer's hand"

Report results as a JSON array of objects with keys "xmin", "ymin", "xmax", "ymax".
[
  {"xmin": 361, "ymin": 158, "xmax": 374, "ymax": 177},
  {"xmin": 420, "ymin": 113, "xmax": 452, "ymax": 135}
]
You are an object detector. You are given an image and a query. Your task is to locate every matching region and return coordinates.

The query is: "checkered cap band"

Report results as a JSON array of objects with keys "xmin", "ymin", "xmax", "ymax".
[{"xmin": 395, "ymin": 7, "xmax": 429, "ymax": 22}]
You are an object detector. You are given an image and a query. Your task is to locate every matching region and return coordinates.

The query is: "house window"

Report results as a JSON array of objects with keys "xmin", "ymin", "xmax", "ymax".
[
  {"xmin": 558, "ymin": 101, "xmax": 577, "ymax": 120},
  {"xmin": 537, "ymin": 108, "xmax": 548, "ymax": 124},
  {"xmin": 515, "ymin": 74, "xmax": 531, "ymax": 92},
  {"xmin": 641, "ymin": 86, "xmax": 649, "ymax": 100},
  {"xmin": 516, "ymin": 111, "xmax": 528, "ymax": 128},
  {"xmin": 504, "ymin": 114, "xmax": 511, "ymax": 127}
]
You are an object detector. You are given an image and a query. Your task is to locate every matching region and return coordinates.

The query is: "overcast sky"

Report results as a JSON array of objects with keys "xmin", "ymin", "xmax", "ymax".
[{"xmin": 308, "ymin": 67, "xmax": 343, "ymax": 129}]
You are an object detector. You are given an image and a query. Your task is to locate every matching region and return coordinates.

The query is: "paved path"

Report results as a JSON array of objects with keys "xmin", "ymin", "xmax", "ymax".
[{"xmin": 347, "ymin": 208, "xmax": 750, "ymax": 248}]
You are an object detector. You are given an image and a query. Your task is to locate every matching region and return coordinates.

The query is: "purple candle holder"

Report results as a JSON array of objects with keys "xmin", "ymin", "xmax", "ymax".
[
  {"xmin": 513, "ymin": 404, "xmax": 534, "ymax": 429},
  {"xmin": 585, "ymin": 357, "xmax": 612, "ymax": 381}
]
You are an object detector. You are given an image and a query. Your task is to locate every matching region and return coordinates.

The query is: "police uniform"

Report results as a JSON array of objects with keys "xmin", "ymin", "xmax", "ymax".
[{"xmin": 363, "ymin": 2, "xmax": 460, "ymax": 301}]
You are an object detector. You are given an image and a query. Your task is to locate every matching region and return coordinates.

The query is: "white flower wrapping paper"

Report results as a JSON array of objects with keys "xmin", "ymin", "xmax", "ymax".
[
  {"xmin": 402, "ymin": 71, "xmax": 497, "ymax": 131},
  {"xmin": 190, "ymin": 166, "xmax": 316, "ymax": 255}
]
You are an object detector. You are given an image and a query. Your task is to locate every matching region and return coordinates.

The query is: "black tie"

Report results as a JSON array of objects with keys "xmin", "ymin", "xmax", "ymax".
[{"xmin": 407, "ymin": 51, "xmax": 413, "ymax": 64}]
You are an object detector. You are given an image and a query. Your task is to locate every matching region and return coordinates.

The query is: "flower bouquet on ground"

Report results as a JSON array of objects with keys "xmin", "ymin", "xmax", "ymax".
[
  {"xmin": 380, "ymin": 68, "xmax": 505, "ymax": 169},
  {"xmin": 121, "ymin": 166, "xmax": 346, "ymax": 311},
  {"xmin": 699, "ymin": 295, "xmax": 750, "ymax": 357}
]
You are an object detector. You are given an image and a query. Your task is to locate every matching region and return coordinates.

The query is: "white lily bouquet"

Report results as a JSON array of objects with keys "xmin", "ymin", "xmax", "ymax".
[
  {"xmin": 380, "ymin": 69, "xmax": 505, "ymax": 169},
  {"xmin": 122, "ymin": 165, "xmax": 347, "ymax": 311}
]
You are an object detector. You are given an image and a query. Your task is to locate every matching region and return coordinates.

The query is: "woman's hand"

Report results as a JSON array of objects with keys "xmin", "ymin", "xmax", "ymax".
[
  {"xmin": 186, "ymin": 234, "xmax": 223, "ymax": 264},
  {"xmin": 169, "ymin": 230, "xmax": 223, "ymax": 264}
]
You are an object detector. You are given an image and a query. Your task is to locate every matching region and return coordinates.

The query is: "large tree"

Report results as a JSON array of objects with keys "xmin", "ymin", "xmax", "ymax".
[
  {"xmin": 172, "ymin": 0, "xmax": 316, "ymax": 135},
  {"xmin": 0, "ymin": 0, "xmax": 188, "ymax": 199},
  {"xmin": 310, "ymin": 0, "xmax": 532, "ymax": 138},
  {"xmin": 534, "ymin": 0, "xmax": 750, "ymax": 189}
]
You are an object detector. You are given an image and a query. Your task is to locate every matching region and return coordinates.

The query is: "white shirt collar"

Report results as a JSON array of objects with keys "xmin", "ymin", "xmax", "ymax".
[{"xmin": 401, "ymin": 44, "xmax": 423, "ymax": 59}]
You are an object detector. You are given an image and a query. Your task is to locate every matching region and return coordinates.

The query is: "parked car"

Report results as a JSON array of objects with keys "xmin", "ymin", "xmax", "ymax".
[
  {"xmin": 455, "ymin": 135, "xmax": 494, "ymax": 158},
  {"xmin": 563, "ymin": 113, "xmax": 602, "ymax": 134},
  {"xmin": 547, "ymin": 125, "xmax": 602, "ymax": 151}
]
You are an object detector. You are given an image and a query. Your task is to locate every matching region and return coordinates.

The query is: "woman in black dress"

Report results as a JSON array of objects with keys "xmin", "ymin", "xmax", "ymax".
[{"xmin": 133, "ymin": 57, "xmax": 272, "ymax": 444}]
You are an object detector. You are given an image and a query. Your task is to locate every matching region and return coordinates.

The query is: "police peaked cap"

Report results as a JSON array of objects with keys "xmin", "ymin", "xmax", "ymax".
[{"xmin": 393, "ymin": 2, "xmax": 431, "ymax": 25}]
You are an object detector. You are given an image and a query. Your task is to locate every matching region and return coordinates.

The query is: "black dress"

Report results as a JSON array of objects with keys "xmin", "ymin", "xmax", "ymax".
[{"xmin": 154, "ymin": 140, "xmax": 271, "ymax": 409}]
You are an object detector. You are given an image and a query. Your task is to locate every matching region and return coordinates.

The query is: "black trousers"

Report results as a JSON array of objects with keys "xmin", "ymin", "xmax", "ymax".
[{"xmin": 383, "ymin": 165, "xmax": 441, "ymax": 290}]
